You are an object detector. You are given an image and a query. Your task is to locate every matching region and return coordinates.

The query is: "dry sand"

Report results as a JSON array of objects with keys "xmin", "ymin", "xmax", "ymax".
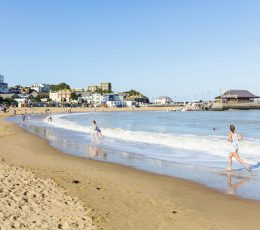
[
  {"xmin": 0, "ymin": 161, "xmax": 93, "ymax": 230},
  {"xmin": 1, "ymin": 117, "xmax": 260, "ymax": 229},
  {"xmin": 1, "ymin": 106, "xmax": 171, "ymax": 117}
]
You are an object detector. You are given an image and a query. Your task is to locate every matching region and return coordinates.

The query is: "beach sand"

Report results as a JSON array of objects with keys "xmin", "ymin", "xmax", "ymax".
[
  {"xmin": 0, "ymin": 106, "xmax": 175, "ymax": 118},
  {"xmin": 0, "ymin": 161, "xmax": 93, "ymax": 229},
  {"xmin": 1, "ymin": 118, "xmax": 260, "ymax": 229}
]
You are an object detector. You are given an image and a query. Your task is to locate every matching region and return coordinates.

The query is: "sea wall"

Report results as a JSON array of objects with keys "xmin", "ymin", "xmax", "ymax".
[{"xmin": 210, "ymin": 102, "xmax": 260, "ymax": 111}]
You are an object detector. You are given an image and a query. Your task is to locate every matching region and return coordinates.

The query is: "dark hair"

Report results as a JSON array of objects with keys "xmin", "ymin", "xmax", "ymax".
[
  {"xmin": 93, "ymin": 120, "xmax": 96, "ymax": 124},
  {"xmin": 230, "ymin": 125, "xmax": 235, "ymax": 133}
]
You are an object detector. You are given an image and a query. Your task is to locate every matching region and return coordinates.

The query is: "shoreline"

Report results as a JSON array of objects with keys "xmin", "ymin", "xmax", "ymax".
[
  {"xmin": 1, "ymin": 118, "xmax": 260, "ymax": 229},
  {"xmin": 1, "ymin": 106, "xmax": 174, "ymax": 117}
]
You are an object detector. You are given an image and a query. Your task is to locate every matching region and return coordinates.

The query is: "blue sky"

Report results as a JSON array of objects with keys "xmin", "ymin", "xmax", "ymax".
[{"xmin": 0, "ymin": 0, "xmax": 260, "ymax": 101}]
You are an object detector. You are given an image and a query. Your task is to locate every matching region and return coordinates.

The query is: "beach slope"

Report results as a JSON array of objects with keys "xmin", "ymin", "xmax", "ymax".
[{"xmin": 1, "ymin": 119, "xmax": 260, "ymax": 230}]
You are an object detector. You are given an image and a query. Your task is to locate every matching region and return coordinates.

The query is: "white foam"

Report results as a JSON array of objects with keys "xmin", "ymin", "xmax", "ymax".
[{"xmin": 45, "ymin": 114, "xmax": 260, "ymax": 161}]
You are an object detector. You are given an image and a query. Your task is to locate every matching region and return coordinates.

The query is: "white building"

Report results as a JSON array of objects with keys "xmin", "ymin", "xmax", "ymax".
[
  {"xmin": 14, "ymin": 94, "xmax": 31, "ymax": 107},
  {"xmin": 154, "ymin": 96, "xmax": 173, "ymax": 105},
  {"xmin": 29, "ymin": 83, "xmax": 50, "ymax": 92},
  {"xmin": 102, "ymin": 93, "xmax": 125, "ymax": 107},
  {"xmin": 125, "ymin": 101, "xmax": 137, "ymax": 107},
  {"xmin": 49, "ymin": 90, "xmax": 71, "ymax": 103},
  {"xmin": 92, "ymin": 93, "xmax": 103, "ymax": 106},
  {"xmin": 78, "ymin": 92, "xmax": 104, "ymax": 106},
  {"xmin": 79, "ymin": 92, "xmax": 93, "ymax": 104}
]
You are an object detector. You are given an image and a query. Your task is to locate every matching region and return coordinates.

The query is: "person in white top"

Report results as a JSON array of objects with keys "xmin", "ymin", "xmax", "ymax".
[
  {"xmin": 91, "ymin": 120, "xmax": 102, "ymax": 144},
  {"xmin": 227, "ymin": 125, "xmax": 250, "ymax": 171}
]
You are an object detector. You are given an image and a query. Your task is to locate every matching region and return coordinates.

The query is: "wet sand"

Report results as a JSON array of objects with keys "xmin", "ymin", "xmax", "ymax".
[{"xmin": 1, "ymin": 118, "xmax": 260, "ymax": 229}]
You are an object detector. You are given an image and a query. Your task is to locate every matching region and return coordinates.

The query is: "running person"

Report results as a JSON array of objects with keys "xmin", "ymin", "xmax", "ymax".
[
  {"xmin": 227, "ymin": 125, "xmax": 250, "ymax": 171},
  {"xmin": 91, "ymin": 120, "xmax": 102, "ymax": 143}
]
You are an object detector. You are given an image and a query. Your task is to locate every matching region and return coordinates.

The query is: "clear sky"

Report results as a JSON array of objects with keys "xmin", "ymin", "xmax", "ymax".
[{"xmin": 1, "ymin": 0, "xmax": 260, "ymax": 101}]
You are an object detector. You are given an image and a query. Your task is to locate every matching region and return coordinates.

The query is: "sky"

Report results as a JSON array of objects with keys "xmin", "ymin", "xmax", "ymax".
[{"xmin": 0, "ymin": 0, "xmax": 260, "ymax": 101}]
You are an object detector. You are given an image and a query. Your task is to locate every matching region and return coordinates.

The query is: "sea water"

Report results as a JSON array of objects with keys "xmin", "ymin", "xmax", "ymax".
[{"xmin": 11, "ymin": 110, "xmax": 260, "ymax": 200}]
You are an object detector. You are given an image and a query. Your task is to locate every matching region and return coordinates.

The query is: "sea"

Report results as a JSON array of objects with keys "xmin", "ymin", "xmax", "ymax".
[{"xmin": 9, "ymin": 110, "xmax": 260, "ymax": 200}]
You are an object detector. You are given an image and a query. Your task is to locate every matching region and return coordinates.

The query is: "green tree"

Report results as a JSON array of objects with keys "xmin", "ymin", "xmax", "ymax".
[
  {"xmin": 124, "ymin": 90, "xmax": 142, "ymax": 96},
  {"xmin": 95, "ymin": 88, "xmax": 112, "ymax": 94},
  {"xmin": 50, "ymin": 83, "xmax": 71, "ymax": 91},
  {"xmin": 71, "ymin": 92, "xmax": 80, "ymax": 100},
  {"xmin": 32, "ymin": 95, "xmax": 42, "ymax": 102},
  {"xmin": 123, "ymin": 90, "xmax": 150, "ymax": 103},
  {"xmin": 1, "ymin": 97, "xmax": 18, "ymax": 106}
]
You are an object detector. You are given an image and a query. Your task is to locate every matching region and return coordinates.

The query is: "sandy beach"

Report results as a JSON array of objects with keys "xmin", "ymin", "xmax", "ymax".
[
  {"xmin": 1, "ymin": 116, "xmax": 260, "ymax": 230},
  {"xmin": 0, "ymin": 106, "xmax": 175, "ymax": 118}
]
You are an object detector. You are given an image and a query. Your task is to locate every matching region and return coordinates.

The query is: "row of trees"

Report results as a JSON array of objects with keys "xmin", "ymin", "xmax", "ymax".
[{"xmin": 0, "ymin": 97, "xmax": 18, "ymax": 106}]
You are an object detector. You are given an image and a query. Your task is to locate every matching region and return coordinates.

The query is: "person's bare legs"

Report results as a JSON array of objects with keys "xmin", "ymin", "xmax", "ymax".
[
  {"xmin": 227, "ymin": 152, "xmax": 233, "ymax": 171},
  {"xmin": 91, "ymin": 132, "xmax": 95, "ymax": 142},
  {"xmin": 233, "ymin": 151, "xmax": 250, "ymax": 171}
]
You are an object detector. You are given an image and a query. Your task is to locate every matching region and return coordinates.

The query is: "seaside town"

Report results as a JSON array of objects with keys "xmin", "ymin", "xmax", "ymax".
[
  {"xmin": 1, "ymin": 74, "xmax": 260, "ymax": 112},
  {"xmin": 2, "ymin": 1, "xmax": 260, "ymax": 229}
]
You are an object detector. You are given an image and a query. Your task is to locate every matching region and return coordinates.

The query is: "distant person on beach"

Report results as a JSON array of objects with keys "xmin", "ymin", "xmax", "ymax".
[
  {"xmin": 227, "ymin": 125, "xmax": 250, "ymax": 171},
  {"xmin": 91, "ymin": 120, "xmax": 102, "ymax": 143},
  {"xmin": 22, "ymin": 114, "xmax": 26, "ymax": 122},
  {"xmin": 48, "ymin": 114, "xmax": 52, "ymax": 122}
]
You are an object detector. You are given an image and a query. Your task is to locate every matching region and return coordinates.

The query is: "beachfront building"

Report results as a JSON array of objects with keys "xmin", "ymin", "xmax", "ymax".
[
  {"xmin": 78, "ymin": 92, "xmax": 104, "ymax": 106},
  {"xmin": 29, "ymin": 83, "xmax": 50, "ymax": 93},
  {"xmin": 125, "ymin": 100, "xmax": 137, "ymax": 107},
  {"xmin": 154, "ymin": 96, "xmax": 173, "ymax": 105},
  {"xmin": 216, "ymin": 90, "xmax": 260, "ymax": 103},
  {"xmin": 102, "ymin": 93, "xmax": 125, "ymax": 107},
  {"xmin": 211, "ymin": 90, "xmax": 260, "ymax": 111},
  {"xmin": 79, "ymin": 92, "xmax": 93, "ymax": 104},
  {"xmin": 14, "ymin": 94, "xmax": 31, "ymax": 107},
  {"xmin": 0, "ymin": 75, "xmax": 9, "ymax": 93},
  {"xmin": 125, "ymin": 95, "xmax": 149, "ymax": 106},
  {"xmin": 49, "ymin": 90, "xmax": 72, "ymax": 103},
  {"xmin": 92, "ymin": 93, "xmax": 103, "ymax": 106}
]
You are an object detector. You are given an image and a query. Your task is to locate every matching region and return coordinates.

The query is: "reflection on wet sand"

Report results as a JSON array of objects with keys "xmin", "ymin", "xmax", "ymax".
[
  {"xmin": 87, "ymin": 145, "xmax": 107, "ymax": 159},
  {"xmin": 226, "ymin": 173, "xmax": 250, "ymax": 195}
]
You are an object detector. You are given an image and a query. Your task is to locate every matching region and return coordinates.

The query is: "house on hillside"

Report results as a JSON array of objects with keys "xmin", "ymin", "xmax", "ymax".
[{"xmin": 29, "ymin": 83, "xmax": 50, "ymax": 92}]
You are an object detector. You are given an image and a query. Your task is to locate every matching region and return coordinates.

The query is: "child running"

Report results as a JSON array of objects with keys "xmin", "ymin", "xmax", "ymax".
[
  {"xmin": 91, "ymin": 120, "xmax": 102, "ymax": 143},
  {"xmin": 227, "ymin": 125, "xmax": 250, "ymax": 171}
]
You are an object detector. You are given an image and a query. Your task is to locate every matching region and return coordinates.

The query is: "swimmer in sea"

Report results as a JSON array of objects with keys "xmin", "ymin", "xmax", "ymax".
[{"xmin": 226, "ymin": 125, "xmax": 250, "ymax": 171}]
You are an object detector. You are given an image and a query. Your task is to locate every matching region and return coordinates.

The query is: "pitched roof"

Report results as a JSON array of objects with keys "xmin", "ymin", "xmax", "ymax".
[
  {"xmin": 156, "ymin": 96, "xmax": 173, "ymax": 101},
  {"xmin": 222, "ymin": 90, "xmax": 259, "ymax": 99},
  {"xmin": 0, "ymin": 93, "xmax": 18, "ymax": 99}
]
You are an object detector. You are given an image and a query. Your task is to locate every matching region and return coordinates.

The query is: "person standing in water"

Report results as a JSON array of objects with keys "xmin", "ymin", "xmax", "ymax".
[
  {"xmin": 21, "ymin": 114, "xmax": 26, "ymax": 122},
  {"xmin": 227, "ymin": 125, "xmax": 250, "ymax": 171},
  {"xmin": 91, "ymin": 120, "xmax": 102, "ymax": 143}
]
